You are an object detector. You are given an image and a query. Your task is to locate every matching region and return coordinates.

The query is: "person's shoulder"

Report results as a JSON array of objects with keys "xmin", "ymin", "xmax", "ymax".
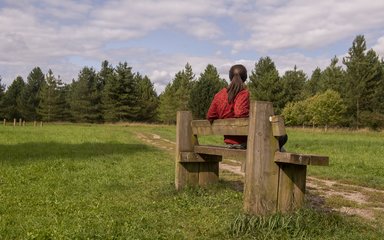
[
  {"xmin": 238, "ymin": 88, "xmax": 250, "ymax": 96},
  {"xmin": 216, "ymin": 88, "xmax": 227, "ymax": 95}
]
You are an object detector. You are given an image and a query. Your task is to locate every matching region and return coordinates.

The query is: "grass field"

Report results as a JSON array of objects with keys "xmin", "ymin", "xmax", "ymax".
[
  {"xmin": 141, "ymin": 125, "xmax": 384, "ymax": 189},
  {"xmin": 1, "ymin": 124, "xmax": 383, "ymax": 239}
]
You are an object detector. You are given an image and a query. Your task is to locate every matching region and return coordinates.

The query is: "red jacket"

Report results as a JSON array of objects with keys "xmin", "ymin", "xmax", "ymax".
[{"xmin": 206, "ymin": 88, "xmax": 250, "ymax": 144}]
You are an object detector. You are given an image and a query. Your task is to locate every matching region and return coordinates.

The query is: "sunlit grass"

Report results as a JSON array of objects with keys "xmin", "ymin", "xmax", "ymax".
[
  {"xmin": 286, "ymin": 128, "xmax": 384, "ymax": 189},
  {"xmin": 143, "ymin": 125, "xmax": 384, "ymax": 189},
  {"xmin": 0, "ymin": 125, "xmax": 242, "ymax": 239},
  {"xmin": 1, "ymin": 124, "xmax": 383, "ymax": 239}
]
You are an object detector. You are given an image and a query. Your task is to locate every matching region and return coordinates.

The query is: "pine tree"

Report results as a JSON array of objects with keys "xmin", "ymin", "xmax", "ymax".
[
  {"xmin": 97, "ymin": 60, "xmax": 113, "ymax": 93},
  {"xmin": 174, "ymin": 63, "xmax": 195, "ymax": 111},
  {"xmin": 184, "ymin": 63, "xmax": 195, "ymax": 80},
  {"xmin": 364, "ymin": 50, "xmax": 383, "ymax": 112},
  {"xmin": 102, "ymin": 62, "xmax": 140, "ymax": 122},
  {"xmin": 37, "ymin": 70, "xmax": 62, "ymax": 122},
  {"xmin": 136, "ymin": 74, "xmax": 158, "ymax": 121},
  {"xmin": 158, "ymin": 83, "xmax": 178, "ymax": 124},
  {"xmin": 319, "ymin": 56, "xmax": 345, "ymax": 94},
  {"xmin": 157, "ymin": 63, "xmax": 195, "ymax": 123},
  {"xmin": 280, "ymin": 66, "xmax": 307, "ymax": 107},
  {"xmin": 2, "ymin": 76, "xmax": 25, "ymax": 120},
  {"xmin": 303, "ymin": 67, "xmax": 322, "ymax": 98},
  {"xmin": 157, "ymin": 73, "xmax": 186, "ymax": 124},
  {"xmin": 358, "ymin": 49, "xmax": 384, "ymax": 129},
  {"xmin": 18, "ymin": 67, "xmax": 45, "ymax": 121},
  {"xmin": 55, "ymin": 78, "xmax": 71, "ymax": 121},
  {"xmin": 69, "ymin": 67, "xmax": 103, "ymax": 122},
  {"xmin": 189, "ymin": 64, "xmax": 227, "ymax": 119},
  {"xmin": 0, "ymin": 76, "xmax": 5, "ymax": 119},
  {"xmin": 96, "ymin": 60, "xmax": 114, "ymax": 121},
  {"xmin": 374, "ymin": 60, "xmax": 384, "ymax": 114},
  {"xmin": 342, "ymin": 35, "xmax": 383, "ymax": 127},
  {"xmin": 248, "ymin": 57, "xmax": 284, "ymax": 113}
]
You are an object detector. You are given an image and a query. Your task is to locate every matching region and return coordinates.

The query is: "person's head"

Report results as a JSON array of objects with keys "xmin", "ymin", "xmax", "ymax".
[
  {"xmin": 227, "ymin": 64, "xmax": 247, "ymax": 103},
  {"xmin": 229, "ymin": 64, "xmax": 247, "ymax": 82}
]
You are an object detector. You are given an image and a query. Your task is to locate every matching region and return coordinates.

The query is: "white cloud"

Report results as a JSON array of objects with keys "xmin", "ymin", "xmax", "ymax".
[
  {"xmin": 372, "ymin": 36, "xmax": 384, "ymax": 58},
  {"xmin": 230, "ymin": 0, "xmax": 384, "ymax": 52},
  {"xmin": 1, "ymin": 0, "xmax": 383, "ymax": 95},
  {"xmin": 176, "ymin": 18, "xmax": 222, "ymax": 40}
]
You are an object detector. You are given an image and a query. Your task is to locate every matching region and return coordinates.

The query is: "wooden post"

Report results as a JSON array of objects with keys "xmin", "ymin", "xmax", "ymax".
[
  {"xmin": 243, "ymin": 101, "xmax": 280, "ymax": 215},
  {"xmin": 175, "ymin": 111, "xmax": 199, "ymax": 190},
  {"xmin": 40, "ymin": 121, "xmax": 43, "ymax": 127},
  {"xmin": 3, "ymin": 119, "xmax": 5, "ymax": 126},
  {"xmin": 13, "ymin": 118, "xmax": 16, "ymax": 127},
  {"xmin": 175, "ymin": 112, "xmax": 220, "ymax": 189},
  {"xmin": 270, "ymin": 115, "xmax": 286, "ymax": 136},
  {"xmin": 19, "ymin": 118, "xmax": 22, "ymax": 126},
  {"xmin": 34, "ymin": 121, "xmax": 36, "ymax": 127},
  {"xmin": 23, "ymin": 121, "xmax": 25, "ymax": 126}
]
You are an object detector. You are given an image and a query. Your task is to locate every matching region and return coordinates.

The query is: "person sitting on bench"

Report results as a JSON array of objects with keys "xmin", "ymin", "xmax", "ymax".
[
  {"xmin": 206, "ymin": 64, "xmax": 250, "ymax": 149},
  {"xmin": 206, "ymin": 64, "xmax": 287, "ymax": 151}
]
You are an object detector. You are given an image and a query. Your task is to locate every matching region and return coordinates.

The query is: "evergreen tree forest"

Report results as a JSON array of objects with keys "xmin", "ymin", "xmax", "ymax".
[{"xmin": 1, "ymin": 35, "xmax": 384, "ymax": 129}]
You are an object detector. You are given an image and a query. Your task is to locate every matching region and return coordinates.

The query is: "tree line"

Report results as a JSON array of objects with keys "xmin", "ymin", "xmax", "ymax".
[{"xmin": 0, "ymin": 35, "xmax": 383, "ymax": 129}]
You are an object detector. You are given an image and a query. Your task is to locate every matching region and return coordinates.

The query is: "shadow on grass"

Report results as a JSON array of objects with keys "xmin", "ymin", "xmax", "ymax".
[
  {"xmin": 220, "ymin": 179, "xmax": 244, "ymax": 192},
  {"xmin": 221, "ymin": 180, "xmax": 335, "ymax": 214},
  {"xmin": 0, "ymin": 142, "xmax": 156, "ymax": 164}
]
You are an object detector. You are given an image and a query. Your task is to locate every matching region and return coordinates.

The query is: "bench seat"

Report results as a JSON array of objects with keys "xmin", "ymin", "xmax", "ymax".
[{"xmin": 192, "ymin": 145, "xmax": 329, "ymax": 167}]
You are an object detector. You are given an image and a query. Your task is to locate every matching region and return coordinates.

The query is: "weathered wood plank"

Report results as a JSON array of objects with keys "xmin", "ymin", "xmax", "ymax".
[
  {"xmin": 244, "ymin": 101, "xmax": 280, "ymax": 215},
  {"xmin": 277, "ymin": 164, "xmax": 306, "ymax": 212},
  {"xmin": 269, "ymin": 115, "xmax": 286, "ymax": 136},
  {"xmin": 179, "ymin": 163, "xmax": 200, "ymax": 187},
  {"xmin": 199, "ymin": 162, "xmax": 219, "ymax": 186},
  {"xmin": 191, "ymin": 118, "xmax": 248, "ymax": 136},
  {"xmin": 180, "ymin": 151, "xmax": 206, "ymax": 162},
  {"xmin": 179, "ymin": 151, "xmax": 222, "ymax": 163},
  {"xmin": 274, "ymin": 152, "xmax": 329, "ymax": 166},
  {"xmin": 175, "ymin": 111, "xmax": 199, "ymax": 190},
  {"xmin": 194, "ymin": 145, "xmax": 246, "ymax": 162}
]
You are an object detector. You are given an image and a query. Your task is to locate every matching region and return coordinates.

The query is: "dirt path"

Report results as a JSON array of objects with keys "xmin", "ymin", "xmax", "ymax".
[{"xmin": 136, "ymin": 132, "xmax": 384, "ymax": 221}]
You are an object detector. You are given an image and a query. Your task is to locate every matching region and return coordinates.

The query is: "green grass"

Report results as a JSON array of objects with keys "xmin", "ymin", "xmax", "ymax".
[
  {"xmin": 229, "ymin": 208, "xmax": 382, "ymax": 240},
  {"xmin": 1, "ymin": 124, "xmax": 383, "ymax": 239},
  {"xmin": 0, "ymin": 125, "xmax": 243, "ymax": 239},
  {"xmin": 286, "ymin": 128, "xmax": 384, "ymax": 189},
  {"xmin": 141, "ymin": 125, "xmax": 384, "ymax": 189}
]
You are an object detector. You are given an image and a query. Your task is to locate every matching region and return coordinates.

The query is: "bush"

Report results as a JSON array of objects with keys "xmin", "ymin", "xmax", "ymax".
[
  {"xmin": 282, "ymin": 90, "xmax": 347, "ymax": 129},
  {"xmin": 359, "ymin": 111, "xmax": 384, "ymax": 130}
]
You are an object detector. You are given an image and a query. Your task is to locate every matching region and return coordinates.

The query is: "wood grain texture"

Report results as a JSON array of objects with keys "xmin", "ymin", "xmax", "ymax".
[
  {"xmin": 179, "ymin": 152, "xmax": 222, "ymax": 163},
  {"xmin": 198, "ymin": 162, "xmax": 219, "ymax": 186},
  {"xmin": 175, "ymin": 111, "xmax": 198, "ymax": 190},
  {"xmin": 191, "ymin": 118, "xmax": 248, "ymax": 136},
  {"xmin": 243, "ymin": 101, "xmax": 280, "ymax": 215},
  {"xmin": 274, "ymin": 152, "xmax": 329, "ymax": 166},
  {"xmin": 277, "ymin": 164, "xmax": 307, "ymax": 212},
  {"xmin": 194, "ymin": 145, "xmax": 246, "ymax": 162},
  {"xmin": 176, "ymin": 102, "xmax": 329, "ymax": 215},
  {"xmin": 269, "ymin": 115, "xmax": 286, "ymax": 136}
]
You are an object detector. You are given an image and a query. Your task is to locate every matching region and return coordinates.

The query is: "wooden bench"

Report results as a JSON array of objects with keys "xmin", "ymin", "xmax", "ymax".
[{"xmin": 175, "ymin": 101, "xmax": 329, "ymax": 215}]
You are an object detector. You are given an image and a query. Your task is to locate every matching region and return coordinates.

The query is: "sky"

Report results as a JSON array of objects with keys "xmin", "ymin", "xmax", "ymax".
[{"xmin": 1, "ymin": 0, "xmax": 384, "ymax": 94}]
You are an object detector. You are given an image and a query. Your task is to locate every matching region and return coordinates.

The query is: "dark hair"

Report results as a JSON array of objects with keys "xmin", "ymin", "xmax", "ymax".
[{"xmin": 227, "ymin": 64, "xmax": 247, "ymax": 103}]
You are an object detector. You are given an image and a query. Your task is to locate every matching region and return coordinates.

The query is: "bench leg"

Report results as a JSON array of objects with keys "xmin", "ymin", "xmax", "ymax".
[
  {"xmin": 175, "ymin": 162, "xmax": 200, "ymax": 190},
  {"xmin": 175, "ymin": 161, "xmax": 219, "ymax": 189},
  {"xmin": 277, "ymin": 164, "xmax": 307, "ymax": 212},
  {"xmin": 199, "ymin": 162, "xmax": 219, "ymax": 186}
]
